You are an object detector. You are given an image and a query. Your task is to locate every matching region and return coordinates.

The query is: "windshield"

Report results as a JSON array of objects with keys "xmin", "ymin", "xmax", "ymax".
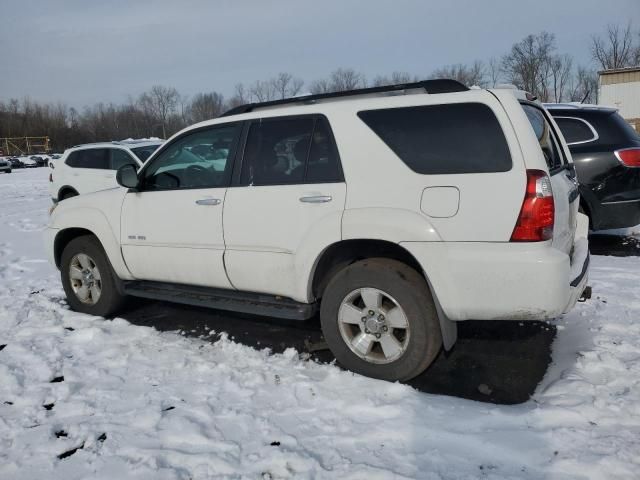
[{"xmin": 131, "ymin": 144, "xmax": 162, "ymax": 162}]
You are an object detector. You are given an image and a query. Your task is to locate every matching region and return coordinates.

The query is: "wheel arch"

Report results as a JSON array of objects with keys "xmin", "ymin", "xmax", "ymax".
[
  {"xmin": 58, "ymin": 185, "xmax": 79, "ymax": 201},
  {"xmin": 310, "ymin": 239, "xmax": 457, "ymax": 350},
  {"xmin": 54, "ymin": 228, "xmax": 96, "ymax": 268}
]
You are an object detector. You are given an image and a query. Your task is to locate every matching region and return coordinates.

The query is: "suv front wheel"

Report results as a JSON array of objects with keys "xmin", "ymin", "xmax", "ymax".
[
  {"xmin": 60, "ymin": 236, "xmax": 126, "ymax": 317},
  {"xmin": 320, "ymin": 258, "xmax": 442, "ymax": 381}
]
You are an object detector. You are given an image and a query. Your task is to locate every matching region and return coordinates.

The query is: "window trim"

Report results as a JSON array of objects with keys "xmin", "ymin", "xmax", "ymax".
[
  {"xmin": 232, "ymin": 113, "xmax": 344, "ymax": 187},
  {"xmin": 553, "ymin": 116, "xmax": 599, "ymax": 146},
  {"xmin": 137, "ymin": 122, "xmax": 242, "ymax": 192},
  {"xmin": 520, "ymin": 101, "xmax": 570, "ymax": 176}
]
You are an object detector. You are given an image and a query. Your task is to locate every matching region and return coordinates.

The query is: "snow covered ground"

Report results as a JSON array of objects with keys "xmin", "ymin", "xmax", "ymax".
[{"xmin": 1, "ymin": 168, "xmax": 639, "ymax": 479}]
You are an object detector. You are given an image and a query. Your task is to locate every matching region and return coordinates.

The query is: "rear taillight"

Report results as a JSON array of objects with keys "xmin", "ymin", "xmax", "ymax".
[
  {"xmin": 615, "ymin": 148, "xmax": 640, "ymax": 167},
  {"xmin": 49, "ymin": 173, "xmax": 53, "ymax": 182},
  {"xmin": 511, "ymin": 170, "xmax": 554, "ymax": 242}
]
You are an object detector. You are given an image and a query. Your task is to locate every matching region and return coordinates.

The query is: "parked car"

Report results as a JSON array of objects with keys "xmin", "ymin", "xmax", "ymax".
[
  {"xmin": 49, "ymin": 140, "xmax": 163, "ymax": 201},
  {"xmin": 545, "ymin": 103, "xmax": 640, "ymax": 231},
  {"xmin": 7, "ymin": 157, "xmax": 25, "ymax": 169},
  {"xmin": 30, "ymin": 155, "xmax": 48, "ymax": 167},
  {"xmin": 21, "ymin": 156, "xmax": 38, "ymax": 168},
  {"xmin": 46, "ymin": 80, "xmax": 590, "ymax": 382},
  {"xmin": 0, "ymin": 158, "xmax": 11, "ymax": 173}
]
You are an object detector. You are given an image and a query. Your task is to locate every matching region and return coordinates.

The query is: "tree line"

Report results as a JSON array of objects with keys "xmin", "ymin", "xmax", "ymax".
[{"xmin": 1, "ymin": 24, "xmax": 639, "ymax": 152}]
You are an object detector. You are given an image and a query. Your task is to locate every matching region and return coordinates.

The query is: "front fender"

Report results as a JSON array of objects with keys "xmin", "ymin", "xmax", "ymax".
[{"xmin": 49, "ymin": 206, "xmax": 133, "ymax": 280}]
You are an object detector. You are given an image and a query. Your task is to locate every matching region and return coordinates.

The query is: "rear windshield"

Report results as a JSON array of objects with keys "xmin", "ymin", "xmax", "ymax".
[
  {"xmin": 357, "ymin": 103, "xmax": 512, "ymax": 174},
  {"xmin": 521, "ymin": 104, "xmax": 564, "ymax": 171}
]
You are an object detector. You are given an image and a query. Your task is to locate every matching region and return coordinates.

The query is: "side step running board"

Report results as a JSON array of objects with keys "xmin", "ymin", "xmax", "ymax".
[{"xmin": 122, "ymin": 281, "xmax": 317, "ymax": 320}]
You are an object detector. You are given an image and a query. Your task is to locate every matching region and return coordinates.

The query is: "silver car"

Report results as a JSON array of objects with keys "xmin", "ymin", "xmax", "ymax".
[{"xmin": 0, "ymin": 158, "xmax": 12, "ymax": 174}]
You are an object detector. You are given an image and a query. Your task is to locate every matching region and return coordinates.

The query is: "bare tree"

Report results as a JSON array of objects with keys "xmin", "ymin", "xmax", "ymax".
[
  {"xmin": 188, "ymin": 92, "xmax": 226, "ymax": 123},
  {"xmin": 310, "ymin": 68, "xmax": 367, "ymax": 94},
  {"xmin": 568, "ymin": 66, "xmax": 599, "ymax": 103},
  {"xmin": 249, "ymin": 79, "xmax": 277, "ymax": 102},
  {"xmin": 487, "ymin": 57, "xmax": 502, "ymax": 87},
  {"xmin": 430, "ymin": 61, "xmax": 487, "ymax": 87},
  {"xmin": 330, "ymin": 68, "xmax": 367, "ymax": 91},
  {"xmin": 228, "ymin": 83, "xmax": 249, "ymax": 108},
  {"xmin": 547, "ymin": 54, "xmax": 573, "ymax": 102},
  {"xmin": 371, "ymin": 71, "xmax": 418, "ymax": 87},
  {"xmin": 270, "ymin": 72, "xmax": 304, "ymax": 99},
  {"xmin": 138, "ymin": 85, "xmax": 179, "ymax": 138},
  {"xmin": 309, "ymin": 78, "xmax": 332, "ymax": 94},
  {"xmin": 591, "ymin": 23, "xmax": 637, "ymax": 70},
  {"xmin": 502, "ymin": 32, "xmax": 556, "ymax": 98}
]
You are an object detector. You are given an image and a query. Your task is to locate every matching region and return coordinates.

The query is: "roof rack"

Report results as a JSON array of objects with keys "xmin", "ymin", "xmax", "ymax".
[
  {"xmin": 221, "ymin": 78, "xmax": 469, "ymax": 117},
  {"xmin": 543, "ymin": 102, "xmax": 618, "ymax": 111}
]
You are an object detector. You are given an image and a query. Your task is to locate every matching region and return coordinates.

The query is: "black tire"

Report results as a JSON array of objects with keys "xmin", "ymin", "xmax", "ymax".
[
  {"xmin": 60, "ymin": 190, "xmax": 78, "ymax": 201},
  {"xmin": 60, "ymin": 235, "xmax": 126, "ymax": 317},
  {"xmin": 320, "ymin": 258, "xmax": 442, "ymax": 382},
  {"xmin": 6, "ymin": 169, "xmax": 11, "ymax": 174}
]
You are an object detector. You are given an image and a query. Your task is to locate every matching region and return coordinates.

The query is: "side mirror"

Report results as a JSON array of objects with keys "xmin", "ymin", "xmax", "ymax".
[{"xmin": 116, "ymin": 164, "xmax": 140, "ymax": 189}]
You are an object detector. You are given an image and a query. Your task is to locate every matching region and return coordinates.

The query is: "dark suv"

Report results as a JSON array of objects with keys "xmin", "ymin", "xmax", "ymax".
[{"xmin": 546, "ymin": 104, "xmax": 640, "ymax": 231}]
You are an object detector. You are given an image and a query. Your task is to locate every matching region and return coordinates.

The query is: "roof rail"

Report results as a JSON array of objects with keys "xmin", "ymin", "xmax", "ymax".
[{"xmin": 221, "ymin": 78, "xmax": 469, "ymax": 117}]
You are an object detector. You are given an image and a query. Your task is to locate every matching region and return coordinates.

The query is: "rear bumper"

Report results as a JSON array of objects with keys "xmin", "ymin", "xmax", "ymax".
[{"xmin": 401, "ymin": 237, "xmax": 589, "ymax": 322}]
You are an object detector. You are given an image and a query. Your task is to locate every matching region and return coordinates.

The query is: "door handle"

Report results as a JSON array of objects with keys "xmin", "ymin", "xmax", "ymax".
[
  {"xmin": 195, "ymin": 198, "xmax": 221, "ymax": 206},
  {"xmin": 299, "ymin": 195, "xmax": 332, "ymax": 203}
]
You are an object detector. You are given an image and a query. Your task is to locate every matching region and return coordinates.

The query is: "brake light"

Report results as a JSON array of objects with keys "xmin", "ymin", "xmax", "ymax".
[
  {"xmin": 49, "ymin": 173, "xmax": 53, "ymax": 182},
  {"xmin": 615, "ymin": 148, "xmax": 640, "ymax": 167},
  {"xmin": 511, "ymin": 170, "xmax": 554, "ymax": 242}
]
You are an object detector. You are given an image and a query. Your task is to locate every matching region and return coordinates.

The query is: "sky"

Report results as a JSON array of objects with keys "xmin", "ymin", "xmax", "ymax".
[{"xmin": 1, "ymin": 0, "xmax": 638, "ymax": 108}]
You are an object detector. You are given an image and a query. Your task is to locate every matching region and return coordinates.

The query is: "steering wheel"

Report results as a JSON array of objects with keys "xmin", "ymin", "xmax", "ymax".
[{"xmin": 184, "ymin": 164, "xmax": 209, "ymax": 187}]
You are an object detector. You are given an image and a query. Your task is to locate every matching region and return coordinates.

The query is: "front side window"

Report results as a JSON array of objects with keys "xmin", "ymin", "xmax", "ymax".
[
  {"xmin": 358, "ymin": 103, "xmax": 512, "ymax": 174},
  {"xmin": 66, "ymin": 149, "xmax": 109, "ymax": 169},
  {"xmin": 522, "ymin": 104, "xmax": 565, "ymax": 171},
  {"xmin": 554, "ymin": 117, "xmax": 597, "ymax": 145},
  {"xmin": 142, "ymin": 124, "xmax": 240, "ymax": 190},
  {"xmin": 110, "ymin": 149, "xmax": 138, "ymax": 170}
]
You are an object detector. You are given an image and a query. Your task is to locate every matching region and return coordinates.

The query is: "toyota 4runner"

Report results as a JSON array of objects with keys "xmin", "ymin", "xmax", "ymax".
[{"xmin": 46, "ymin": 80, "xmax": 590, "ymax": 381}]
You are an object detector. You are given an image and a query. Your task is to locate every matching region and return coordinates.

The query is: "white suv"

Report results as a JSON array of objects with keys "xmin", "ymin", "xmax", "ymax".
[
  {"xmin": 45, "ymin": 80, "xmax": 590, "ymax": 381},
  {"xmin": 49, "ymin": 140, "xmax": 162, "ymax": 201}
]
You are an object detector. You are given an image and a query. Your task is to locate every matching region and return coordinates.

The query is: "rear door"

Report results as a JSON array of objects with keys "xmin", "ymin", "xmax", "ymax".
[
  {"xmin": 223, "ymin": 115, "xmax": 346, "ymax": 300},
  {"xmin": 521, "ymin": 103, "xmax": 578, "ymax": 254}
]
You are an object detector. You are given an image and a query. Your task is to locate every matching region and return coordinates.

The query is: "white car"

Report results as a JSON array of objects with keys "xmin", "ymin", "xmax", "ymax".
[
  {"xmin": 49, "ymin": 140, "xmax": 162, "ymax": 201},
  {"xmin": 46, "ymin": 79, "xmax": 590, "ymax": 381}
]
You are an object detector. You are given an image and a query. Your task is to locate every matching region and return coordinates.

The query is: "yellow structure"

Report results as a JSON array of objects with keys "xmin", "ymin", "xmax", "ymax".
[{"xmin": 0, "ymin": 136, "xmax": 51, "ymax": 155}]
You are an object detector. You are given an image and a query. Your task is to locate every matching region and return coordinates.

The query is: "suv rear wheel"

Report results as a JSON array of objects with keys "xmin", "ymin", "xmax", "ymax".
[
  {"xmin": 320, "ymin": 258, "xmax": 442, "ymax": 381},
  {"xmin": 60, "ymin": 236, "xmax": 126, "ymax": 317}
]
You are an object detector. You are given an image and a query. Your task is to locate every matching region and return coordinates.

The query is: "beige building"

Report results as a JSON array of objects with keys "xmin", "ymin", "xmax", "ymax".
[{"xmin": 598, "ymin": 66, "xmax": 640, "ymax": 131}]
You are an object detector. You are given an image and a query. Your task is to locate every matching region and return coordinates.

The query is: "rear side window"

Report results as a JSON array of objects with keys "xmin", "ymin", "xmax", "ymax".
[
  {"xmin": 522, "ymin": 104, "xmax": 565, "ymax": 171},
  {"xmin": 240, "ymin": 115, "xmax": 343, "ymax": 185},
  {"xmin": 66, "ymin": 149, "xmax": 109, "ymax": 169},
  {"xmin": 357, "ymin": 103, "xmax": 512, "ymax": 174},
  {"xmin": 554, "ymin": 117, "xmax": 597, "ymax": 145}
]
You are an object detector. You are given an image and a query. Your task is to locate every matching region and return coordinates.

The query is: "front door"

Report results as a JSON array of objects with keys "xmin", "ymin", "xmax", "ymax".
[{"xmin": 120, "ymin": 123, "xmax": 241, "ymax": 288}]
